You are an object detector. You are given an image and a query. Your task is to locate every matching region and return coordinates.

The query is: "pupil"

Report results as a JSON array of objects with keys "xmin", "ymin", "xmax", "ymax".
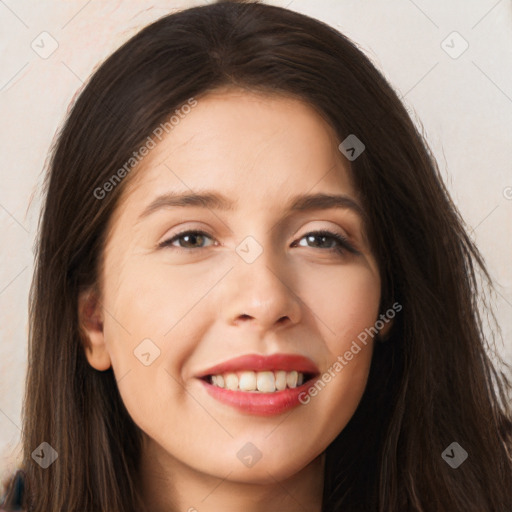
[
  {"xmin": 184, "ymin": 234, "xmax": 202, "ymax": 247},
  {"xmin": 309, "ymin": 235, "xmax": 326, "ymax": 247}
]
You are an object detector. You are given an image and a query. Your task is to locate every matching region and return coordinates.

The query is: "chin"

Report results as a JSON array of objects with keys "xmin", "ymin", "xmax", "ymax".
[{"xmin": 220, "ymin": 449, "xmax": 323, "ymax": 484}]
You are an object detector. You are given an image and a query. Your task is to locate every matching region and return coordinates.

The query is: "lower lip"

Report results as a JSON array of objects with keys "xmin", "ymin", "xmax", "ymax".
[{"xmin": 199, "ymin": 379, "xmax": 312, "ymax": 416}]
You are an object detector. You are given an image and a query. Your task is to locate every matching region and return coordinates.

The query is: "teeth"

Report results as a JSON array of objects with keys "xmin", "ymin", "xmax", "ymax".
[
  {"xmin": 275, "ymin": 370, "xmax": 287, "ymax": 391},
  {"xmin": 286, "ymin": 370, "xmax": 298, "ymax": 389},
  {"xmin": 209, "ymin": 370, "xmax": 306, "ymax": 392},
  {"xmin": 224, "ymin": 373, "xmax": 238, "ymax": 391},
  {"xmin": 238, "ymin": 371, "xmax": 256, "ymax": 391},
  {"xmin": 257, "ymin": 371, "xmax": 275, "ymax": 392}
]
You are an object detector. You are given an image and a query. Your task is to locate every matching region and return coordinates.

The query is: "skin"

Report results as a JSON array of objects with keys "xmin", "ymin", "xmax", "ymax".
[{"xmin": 79, "ymin": 87, "xmax": 392, "ymax": 512}]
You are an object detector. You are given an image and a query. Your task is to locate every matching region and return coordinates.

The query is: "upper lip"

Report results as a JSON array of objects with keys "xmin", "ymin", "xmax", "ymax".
[{"xmin": 195, "ymin": 353, "xmax": 320, "ymax": 378}]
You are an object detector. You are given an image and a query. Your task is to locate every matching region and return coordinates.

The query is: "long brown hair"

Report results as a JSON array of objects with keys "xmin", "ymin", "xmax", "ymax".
[{"xmin": 3, "ymin": 1, "xmax": 511, "ymax": 510}]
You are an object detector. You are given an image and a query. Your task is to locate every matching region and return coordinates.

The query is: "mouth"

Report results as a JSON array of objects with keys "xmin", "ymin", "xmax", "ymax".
[
  {"xmin": 201, "ymin": 370, "xmax": 316, "ymax": 392},
  {"xmin": 195, "ymin": 353, "xmax": 320, "ymax": 416}
]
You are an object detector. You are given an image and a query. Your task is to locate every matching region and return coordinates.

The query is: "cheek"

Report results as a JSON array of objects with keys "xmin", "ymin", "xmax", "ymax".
[
  {"xmin": 103, "ymin": 257, "xmax": 210, "ymax": 354},
  {"xmin": 301, "ymin": 261, "xmax": 381, "ymax": 348},
  {"xmin": 297, "ymin": 264, "xmax": 379, "ymax": 418},
  {"xmin": 100, "ymin": 259, "xmax": 222, "ymax": 424}
]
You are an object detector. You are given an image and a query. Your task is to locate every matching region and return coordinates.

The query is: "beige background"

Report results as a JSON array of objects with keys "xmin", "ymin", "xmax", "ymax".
[{"xmin": 1, "ymin": 0, "xmax": 511, "ymax": 480}]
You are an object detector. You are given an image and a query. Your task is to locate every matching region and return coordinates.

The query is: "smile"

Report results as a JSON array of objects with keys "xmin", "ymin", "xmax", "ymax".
[
  {"xmin": 208, "ymin": 370, "xmax": 306, "ymax": 392},
  {"xmin": 196, "ymin": 353, "xmax": 319, "ymax": 416}
]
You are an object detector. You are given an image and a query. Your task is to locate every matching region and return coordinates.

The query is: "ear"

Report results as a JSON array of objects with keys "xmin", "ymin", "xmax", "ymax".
[
  {"xmin": 378, "ymin": 317, "xmax": 394, "ymax": 340},
  {"xmin": 376, "ymin": 309, "xmax": 395, "ymax": 341},
  {"xmin": 78, "ymin": 287, "xmax": 111, "ymax": 371}
]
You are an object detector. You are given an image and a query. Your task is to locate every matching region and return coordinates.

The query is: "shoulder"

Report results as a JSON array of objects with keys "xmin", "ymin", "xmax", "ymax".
[{"xmin": 0, "ymin": 469, "xmax": 26, "ymax": 511}]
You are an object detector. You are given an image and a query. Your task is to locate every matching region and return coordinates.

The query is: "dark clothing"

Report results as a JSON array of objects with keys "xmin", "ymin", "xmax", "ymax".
[{"xmin": 0, "ymin": 470, "xmax": 25, "ymax": 511}]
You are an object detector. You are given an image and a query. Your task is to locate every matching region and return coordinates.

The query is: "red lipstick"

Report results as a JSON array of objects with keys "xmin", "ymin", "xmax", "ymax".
[
  {"xmin": 196, "ymin": 353, "xmax": 319, "ymax": 377},
  {"xmin": 196, "ymin": 353, "xmax": 319, "ymax": 416}
]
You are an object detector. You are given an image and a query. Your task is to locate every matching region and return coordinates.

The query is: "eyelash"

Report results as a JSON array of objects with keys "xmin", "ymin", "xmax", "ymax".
[{"xmin": 159, "ymin": 229, "xmax": 358, "ymax": 255}]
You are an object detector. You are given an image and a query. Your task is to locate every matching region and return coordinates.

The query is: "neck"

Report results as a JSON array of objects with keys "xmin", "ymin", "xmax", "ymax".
[{"xmin": 138, "ymin": 435, "xmax": 325, "ymax": 512}]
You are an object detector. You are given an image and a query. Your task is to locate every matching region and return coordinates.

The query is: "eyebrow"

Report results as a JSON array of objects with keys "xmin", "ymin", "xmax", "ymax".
[{"xmin": 138, "ymin": 190, "xmax": 366, "ymax": 220}]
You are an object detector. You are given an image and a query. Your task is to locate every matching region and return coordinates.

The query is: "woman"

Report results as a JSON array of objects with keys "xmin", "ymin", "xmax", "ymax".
[{"xmin": 1, "ymin": 1, "xmax": 511, "ymax": 510}]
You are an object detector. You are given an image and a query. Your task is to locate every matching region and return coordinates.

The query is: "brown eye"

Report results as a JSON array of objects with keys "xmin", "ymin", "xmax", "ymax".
[
  {"xmin": 294, "ymin": 230, "xmax": 359, "ymax": 255},
  {"xmin": 159, "ymin": 230, "xmax": 215, "ymax": 250}
]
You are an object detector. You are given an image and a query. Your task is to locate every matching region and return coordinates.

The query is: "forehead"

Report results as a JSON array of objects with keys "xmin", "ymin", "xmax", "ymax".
[{"xmin": 113, "ymin": 88, "xmax": 357, "ymax": 221}]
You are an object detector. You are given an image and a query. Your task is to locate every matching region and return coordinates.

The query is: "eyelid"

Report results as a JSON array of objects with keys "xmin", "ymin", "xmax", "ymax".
[
  {"xmin": 158, "ymin": 228, "xmax": 215, "ymax": 249},
  {"xmin": 297, "ymin": 229, "xmax": 360, "ymax": 255}
]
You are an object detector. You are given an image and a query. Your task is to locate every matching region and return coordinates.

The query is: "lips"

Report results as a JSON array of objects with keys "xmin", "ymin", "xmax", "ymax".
[
  {"xmin": 195, "ymin": 353, "xmax": 319, "ymax": 377},
  {"xmin": 195, "ymin": 353, "xmax": 320, "ymax": 416}
]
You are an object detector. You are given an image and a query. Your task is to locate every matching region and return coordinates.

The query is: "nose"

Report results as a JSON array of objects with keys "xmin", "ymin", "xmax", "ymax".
[{"xmin": 219, "ymin": 245, "xmax": 303, "ymax": 333}]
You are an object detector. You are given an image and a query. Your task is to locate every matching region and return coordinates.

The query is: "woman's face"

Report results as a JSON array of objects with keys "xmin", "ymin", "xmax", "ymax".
[{"xmin": 81, "ymin": 88, "xmax": 384, "ymax": 483}]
